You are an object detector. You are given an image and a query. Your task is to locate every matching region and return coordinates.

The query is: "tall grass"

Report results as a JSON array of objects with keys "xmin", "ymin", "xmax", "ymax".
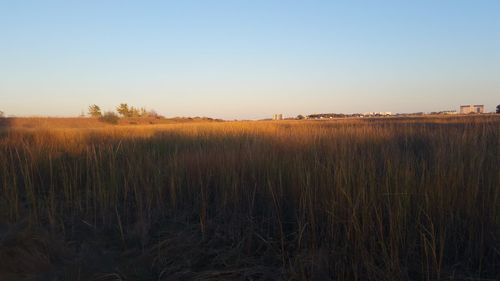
[{"xmin": 0, "ymin": 116, "xmax": 499, "ymax": 280}]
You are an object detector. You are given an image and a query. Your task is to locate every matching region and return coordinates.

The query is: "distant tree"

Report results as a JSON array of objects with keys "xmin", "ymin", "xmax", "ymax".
[
  {"xmin": 497, "ymin": 104, "xmax": 500, "ymax": 114},
  {"xmin": 116, "ymin": 103, "xmax": 162, "ymax": 118},
  {"xmin": 147, "ymin": 109, "xmax": 162, "ymax": 118},
  {"xmin": 88, "ymin": 104, "xmax": 102, "ymax": 117},
  {"xmin": 0, "ymin": 110, "xmax": 4, "ymax": 118},
  {"xmin": 296, "ymin": 114, "xmax": 305, "ymax": 120},
  {"xmin": 129, "ymin": 106, "xmax": 141, "ymax": 118},
  {"xmin": 99, "ymin": 111, "xmax": 120, "ymax": 124},
  {"xmin": 116, "ymin": 103, "xmax": 130, "ymax": 117}
]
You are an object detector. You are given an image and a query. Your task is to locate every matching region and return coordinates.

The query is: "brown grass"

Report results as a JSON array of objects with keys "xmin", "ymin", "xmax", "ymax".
[
  {"xmin": 0, "ymin": 115, "xmax": 499, "ymax": 280},
  {"xmin": 3, "ymin": 116, "xmax": 221, "ymax": 129}
]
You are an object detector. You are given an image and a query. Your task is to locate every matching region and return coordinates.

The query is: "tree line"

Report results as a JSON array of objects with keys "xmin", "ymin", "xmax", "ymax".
[
  {"xmin": 88, "ymin": 104, "xmax": 163, "ymax": 124},
  {"xmin": 88, "ymin": 104, "xmax": 162, "ymax": 118}
]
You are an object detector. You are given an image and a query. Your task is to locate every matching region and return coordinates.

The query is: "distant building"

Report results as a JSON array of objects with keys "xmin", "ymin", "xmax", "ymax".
[
  {"xmin": 440, "ymin": 110, "xmax": 458, "ymax": 115},
  {"xmin": 273, "ymin": 114, "xmax": 283, "ymax": 120},
  {"xmin": 460, "ymin": 105, "xmax": 484, "ymax": 114},
  {"xmin": 363, "ymin": 112, "xmax": 393, "ymax": 117}
]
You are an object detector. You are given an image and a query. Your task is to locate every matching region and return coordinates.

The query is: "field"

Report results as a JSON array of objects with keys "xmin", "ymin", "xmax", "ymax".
[{"xmin": 0, "ymin": 116, "xmax": 499, "ymax": 281}]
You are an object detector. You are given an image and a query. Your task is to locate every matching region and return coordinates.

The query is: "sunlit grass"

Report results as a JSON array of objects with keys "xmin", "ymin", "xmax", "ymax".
[{"xmin": 0, "ymin": 116, "xmax": 499, "ymax": 280}]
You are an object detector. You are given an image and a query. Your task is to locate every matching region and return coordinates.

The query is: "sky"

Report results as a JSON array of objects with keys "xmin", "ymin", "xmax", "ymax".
[{"xmin": 0, "ymin": 0, "xmax": 499, "ymax": 119}]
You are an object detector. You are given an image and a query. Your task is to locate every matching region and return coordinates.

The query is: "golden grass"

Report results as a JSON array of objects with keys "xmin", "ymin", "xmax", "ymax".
[
  {"xmin": 4, "ymin": 116, "xmax": 221, "ymax": 130},
  {"xmin": 0, "ymin": 115, "xmax": 499, "ymax": 280}
]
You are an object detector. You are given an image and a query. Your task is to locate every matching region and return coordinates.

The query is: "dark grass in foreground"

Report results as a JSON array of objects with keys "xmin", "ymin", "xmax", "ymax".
[{"xmin": 0, "ymin": 116, "xmax": 499, "ymax": 281}]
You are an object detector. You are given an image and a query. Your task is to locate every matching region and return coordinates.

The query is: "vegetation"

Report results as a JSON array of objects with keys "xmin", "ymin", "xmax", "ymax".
[
  {"xmin": 116, "ymin": 103, "xmax": 132, "ymax": 117},
  {"xmin": 116, "ymin": 103, "xmax": 158, "ymax": 118},
  {"xmin": 88, "ymin": 104, "xmax": 102, "ymax": 117},
  {"xmin": 98, "ymin": 111, "xmax": 120, "ymax": 124},
  {"xmin": 88, "ymin": 103, "xmax": 163, "ymax": 125},
  {"xmin": 497, "ymin": 104, "xmax": 500, "ymax": 113},
  {"xmin": 0, "ymin": 116, "xmax": 499, "ymax": 280}
]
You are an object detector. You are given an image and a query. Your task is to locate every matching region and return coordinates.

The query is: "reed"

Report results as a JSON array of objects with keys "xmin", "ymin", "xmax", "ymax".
[{"xmin": 0, "ymin": 116, "xmax": 499, "ymax": 280}]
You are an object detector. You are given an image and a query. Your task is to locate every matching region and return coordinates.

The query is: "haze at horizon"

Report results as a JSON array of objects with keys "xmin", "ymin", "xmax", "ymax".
[{"xmin": 1, "ymin": 0, "xmax": 499, "ymax": 119}]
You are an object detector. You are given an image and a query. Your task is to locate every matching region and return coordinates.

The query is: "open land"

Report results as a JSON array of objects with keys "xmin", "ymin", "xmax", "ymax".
[{"xmin": 0, "ymin": 115, "xmax": 499, "ymax": 281}]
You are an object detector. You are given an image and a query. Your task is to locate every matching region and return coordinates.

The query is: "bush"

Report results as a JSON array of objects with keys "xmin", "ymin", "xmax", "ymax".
[{"xmin": 99, "ymin": 112, "xmax": 120, "ymax": 124}]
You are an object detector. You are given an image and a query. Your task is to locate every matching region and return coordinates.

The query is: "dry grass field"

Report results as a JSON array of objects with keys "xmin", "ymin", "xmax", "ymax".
[{"xmin": 0, "ymin": 116, "xmax": 499, "ymax": 281}]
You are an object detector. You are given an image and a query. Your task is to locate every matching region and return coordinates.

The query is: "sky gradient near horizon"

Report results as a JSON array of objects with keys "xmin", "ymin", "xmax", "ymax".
[{"xmin": 1, "ymin": 0, "xmax": 499, "ymax": 119}]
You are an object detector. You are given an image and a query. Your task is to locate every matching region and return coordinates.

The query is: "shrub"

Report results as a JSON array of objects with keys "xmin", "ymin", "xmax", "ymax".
[{"xmin": 99, "ymin": 111, "xmax": 120, "ymax": 124}]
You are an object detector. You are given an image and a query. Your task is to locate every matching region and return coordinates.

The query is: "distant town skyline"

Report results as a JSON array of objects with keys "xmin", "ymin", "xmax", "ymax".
[{"xmin": 1, "ymin": 1, "xmax": 499, "ymax": 119}]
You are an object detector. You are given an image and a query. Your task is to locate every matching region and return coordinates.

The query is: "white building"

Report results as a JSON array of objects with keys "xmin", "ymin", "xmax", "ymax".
[
  {"xmin": 460, "ymin": 105, "xmax": 484, "ymax": 114},
  {"xmin": 363, "ymin": 112, "xmax": 393, "ymax": 116},
  {"xmin": 273, "ymin": 114, "xmax": 283, "ymax": 120}
]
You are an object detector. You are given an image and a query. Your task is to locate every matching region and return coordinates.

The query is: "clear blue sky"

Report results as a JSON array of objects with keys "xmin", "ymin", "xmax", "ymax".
[{"xmin": 1, "ymin": 0, "xmax": 499, "ymax": 119}]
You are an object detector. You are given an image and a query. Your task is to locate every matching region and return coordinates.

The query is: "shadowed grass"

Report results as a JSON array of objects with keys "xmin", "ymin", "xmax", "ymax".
[{"xmin": 0, "ymin": 116, "xmax": 499, "ymax": 280}]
